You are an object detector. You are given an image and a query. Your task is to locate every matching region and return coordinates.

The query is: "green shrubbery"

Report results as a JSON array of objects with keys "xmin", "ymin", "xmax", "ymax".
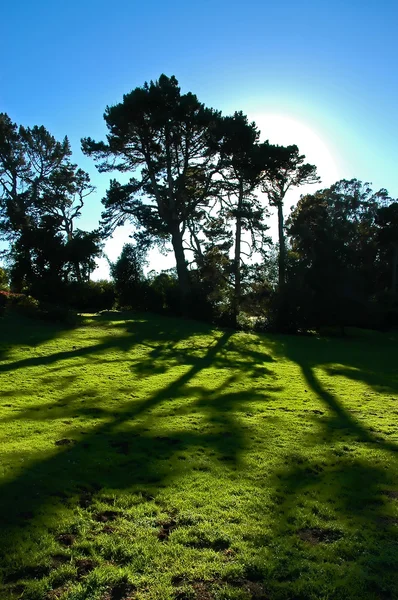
[
  {"xmin": 0, "ymin": 290, "xmax": 77, "ymax": 325},
  {"xmin": 0, "ymin": 291, "xmax": 35, "ymax": 317},
  {"xmin": 66, "ymin": 280, "xmax": 116, "ymax": 313},
  {"xmin": 0, "ymin": 267, "xmax": 9, "ymax": 291}
]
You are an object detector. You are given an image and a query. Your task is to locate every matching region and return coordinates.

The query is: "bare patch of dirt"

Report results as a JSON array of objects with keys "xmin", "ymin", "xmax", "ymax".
[
  {"xmin": 222, "ymin": 548, "xmax": 236, "ymax": 560},
  {"xmin": 76, "ymin": 558, "xmax": 97, "ymax": 578},
  {"xmin": 55, "ymin": 438, "xmax": 74, "ymax": 446},
  {"xmin": 157, "ymin": 517, "xmax": 177, "ymax": 541},
  {"xmin": 232, "ymin": 579, "xmax": 267, "ymax": 599},
  {"xmin": 378, "ymin": 516, "xmax": 398, "ymax": 527},
  {"xmin": 174, "ymin": 577, "xmax": 266, "ymax": 600},
  {"xmin": 95, "ymin": 510, "xmax": 119, "ymax": 523},
  {"xmin": 57, "ymin": 533, "xmax": 76, "ymax": 547},
  {"xmin": 79, "ymin": 491, "xmax": 94, "ymax": 508},
  {"xmin": 51, "ymin": 554, "xmax": 70, "ymax": 568},
  {"xmin": 46, "ymin": 586, "xmax": 69, "ymax": 599},
  {"xmin": 102, "ymin": 580, "xmax": 137, "ymax": 600},
  {"xmin": 298, "ymin": 527, "xmax": 343, "ymax": 544},
  {"xmin": 382, "ymin": 490, "xmax": 398, "ymax": 500},
  {"xmin": 191, "ymin": 582, "xmax": 213, "ymax": 600}
]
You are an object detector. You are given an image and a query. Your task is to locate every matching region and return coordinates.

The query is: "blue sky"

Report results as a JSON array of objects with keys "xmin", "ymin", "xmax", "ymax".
[{"xmin": 1, "ymin": 0, "xmax": 397, "ymax": 276}]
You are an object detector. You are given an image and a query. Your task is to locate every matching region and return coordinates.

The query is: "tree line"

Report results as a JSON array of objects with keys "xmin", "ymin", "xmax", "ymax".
[{"xmin": 1, "ymin": 74, "xmax": 397, "ymax": 332}]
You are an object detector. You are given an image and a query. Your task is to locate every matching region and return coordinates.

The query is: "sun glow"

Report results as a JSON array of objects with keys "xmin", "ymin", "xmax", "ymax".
[
  {"xmin": 93, "ymin": 114, "xmax": 341, "ymax": 279},
  {"xmin": 252, "ymin": 113, "xmax": 341, "ymax": 192}
]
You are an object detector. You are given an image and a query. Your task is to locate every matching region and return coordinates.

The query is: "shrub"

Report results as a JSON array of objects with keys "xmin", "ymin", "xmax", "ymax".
[
  {"xmin": 67, "ymin": 280, "xmax": 116, "ymax": 313},
  {"xmin": 0, "ymin": 291, "xmax": 8, "ymax": 315},
  {"xmin": 12, "ymin": 294, "xmax": 40, "ymax": 318},
  {"xmin": 145, "ymin": 273, "xmax": 180, "ymax": 314},
  {"xmin": 37, "ymin": 302, "xmax": 78, "ymax": 326},
  {"xmin": 0, "ymin": 290, "xmax": 77, "ymax": 325},
  {"xmin": 0, "ymin": 290, "xmax": 33, "ymax": 317},
  {"xmin": 0, "ymin": 267, "xmax": 9, "ymax": 291}
]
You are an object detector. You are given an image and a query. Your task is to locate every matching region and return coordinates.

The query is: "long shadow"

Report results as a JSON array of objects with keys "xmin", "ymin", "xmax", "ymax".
[
  {"xmin": 8, "ymin": 316, "xmax": 396, "ymax": 597},
  {"xmin": 0, "ymin": 319, "xmax": 277, "ymax": 589},
  {"xmin": 271, "ymin": 333, "xmax": 398, "ymax": 454},
  {"xmin": 0, "ymin": 313, "xmax": 75, "ymax": 363},
  {"xmin": 258, "ymin": 332, "xmax": 398, "ymax": 598},
  {"xmin": 263, "ymin": 452, "xmax": 398, "ymax": 598}
]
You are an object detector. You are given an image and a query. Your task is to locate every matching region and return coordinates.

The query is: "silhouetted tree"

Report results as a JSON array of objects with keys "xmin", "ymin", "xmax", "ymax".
[
  {"xmin": 0, "ymin": 114, "xmax": 72, "ymax": 235},
  {"xmin": 82, "ymin": 75, "xmax": 221, "ymax": 308},
  {"xmin": 376, "ymin": 202, "xmax": 398, "ymax": 295},
  {"xmin": 110, "ymin": 243, "xmax": 147, "ymax": 309},
  {"xmin": 0, "ymin": 113, "xmax": 101, "ymax": 294},
  {"xmin": 211, "ymin": 112, "xmax": 273, "ymax": 323},
  {"xmin": 287, "ymin": 179, "xmax": 392, "ymax": 329},
  {"xmin": 261, "ymin": 145, "xmax": 320, "ymax": 287}
]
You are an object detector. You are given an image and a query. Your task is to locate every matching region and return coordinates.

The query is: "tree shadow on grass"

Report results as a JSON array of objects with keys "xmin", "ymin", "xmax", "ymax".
[
  {"xmin": 0, "ymin": 313, "xmax": 76, "ymax": 363},
  {"xmin": 0, "ymin": 316, "xmax": 279, "ymax": 595},
  {"xmin": 3, "ymin": 316, "xmax": 397, "ymax": 598},
  {"xmin": 271, "ymin": 332, "xmax": 398, "ymax": 451},
  {"xmin": 262, "ymin": 453, "xmax": 398, "ymax": 599},
  {"xmin": 256, "ymin": 332, "xmax": 398, "ymax": 599}
]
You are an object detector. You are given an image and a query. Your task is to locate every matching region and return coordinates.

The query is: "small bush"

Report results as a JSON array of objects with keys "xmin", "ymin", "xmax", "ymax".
[
  {"xmin": 0, "ymin": 267, "xmax": 9, "ymax": 291},
  {"xmin": 37, "ymin": 302, "xmax": 78, "ymax": 326},
  {"xmin": 0, "ymin": 291, "xmax": 8, "ymax": 315},
  {"xmin": 0, "ymin": 290, "xmax": 77, "ymax": 325},
  {"xmin": 145, "ymin": 273, "xmax": 180, "ymax": 315},
  {"xmin": 0, "ymin": 290, "xmax": 37, "ymax": 317},
  {"xmin": 67, "ymin": 280, "xmax": 116, "ymax": 313},
  {"xmin": 12, "ymin": 294, "xmax": 40, "ymax": 318}
]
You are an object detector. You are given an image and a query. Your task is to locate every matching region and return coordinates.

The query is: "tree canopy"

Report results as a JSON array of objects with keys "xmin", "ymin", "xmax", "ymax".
[{"xmin": 1, "ymin": 75, "xmax": 397, "ymax": 331}]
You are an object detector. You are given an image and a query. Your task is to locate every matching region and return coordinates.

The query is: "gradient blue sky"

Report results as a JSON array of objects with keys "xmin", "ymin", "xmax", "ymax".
[{"xmin": 2, "ymin": 0, "xmax": 397, "ymax": 276}]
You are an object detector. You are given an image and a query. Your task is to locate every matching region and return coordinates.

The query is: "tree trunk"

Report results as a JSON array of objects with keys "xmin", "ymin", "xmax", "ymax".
[
  {"xmin": 170, "ymin": 222, "xmax": 191, "ymax": 310},
  {"xmin": 12, "ymin": 227, "xmax": 34, "ymax": 293},
  {"xmin": 392, "ymin": 244, "xmax": 398, "ymax": 295},
  {"xmin": 74, "ymin": 262, "xmax": 83, "ymax": 284},
  {"xmin": 233, "ymin": 185, "xmax": 243, "ymax": 326},
  {"xmin": 277, "ymin": 202, "xmax": 286, "ymax": 287}
]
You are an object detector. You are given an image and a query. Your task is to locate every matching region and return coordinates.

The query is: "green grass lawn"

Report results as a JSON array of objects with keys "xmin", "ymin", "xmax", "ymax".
[{"xmin": 0, "ymin": 312, "xmax": 397, "ymax": 600}]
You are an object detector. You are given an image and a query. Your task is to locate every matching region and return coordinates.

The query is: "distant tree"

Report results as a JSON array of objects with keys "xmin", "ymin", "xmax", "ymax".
[
  {"xmin": 210, "ymin": 112, "xmax": 273, "ymax": 323},
  {"xmin": 64, "ymin": 229, "xmax": 103, "ymax": 284},
  {"xmin": 39, "ymin": 163, "xmax": 94, "ymax": 238},
  {"xmin": 0, "ymin": 113, "xmax": 71, "ymax": 288},
  {"xmin": 376, "ymin": 202, "xmax": 398, "ymax": 295},
  {"xmin": 287, "ymin": 179, "xmax": 392, "ymax": 329},
  {"xmin": 82, "ymin": 74, "xmax": 221, "ymax": 308},
  {"xmin": 0, "ymin": 266, "xmax": 9, "ymax": 290},
  {"xmin": 0, "ymin": 113, "xmax": 70, "ymax": 241},
  {"xmin": 110, "ymin": 243, "xmax": 147, "ymax": 308},
  {"xmin": 261, "ymin": 145, "xmax": 320, "ymax": 287},
  {"xmin": 0, "ymin": 113, "xmax": 100, "ymax": 295}
]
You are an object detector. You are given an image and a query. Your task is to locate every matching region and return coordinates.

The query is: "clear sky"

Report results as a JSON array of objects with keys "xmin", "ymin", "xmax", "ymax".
[{"xmin": 2, "ymin": 0, "xmax": 397, "ymax": 277}]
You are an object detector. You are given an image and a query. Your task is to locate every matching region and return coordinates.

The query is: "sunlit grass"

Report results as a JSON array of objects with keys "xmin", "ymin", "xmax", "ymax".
[{"xmin": 0, "ymin": 313, "xmax": 397, "ymax": 599}]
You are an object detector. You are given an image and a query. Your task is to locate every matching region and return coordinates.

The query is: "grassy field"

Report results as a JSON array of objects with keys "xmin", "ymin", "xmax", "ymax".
[{"xmin": 0, "ymin": 312, "xmax": 397, "ymax": 600}]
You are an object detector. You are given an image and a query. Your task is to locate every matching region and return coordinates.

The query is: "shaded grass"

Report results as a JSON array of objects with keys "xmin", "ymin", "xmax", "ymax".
[{"xmin": 0, "ymin": 312, "xmax": 397, "ymax": 599}]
